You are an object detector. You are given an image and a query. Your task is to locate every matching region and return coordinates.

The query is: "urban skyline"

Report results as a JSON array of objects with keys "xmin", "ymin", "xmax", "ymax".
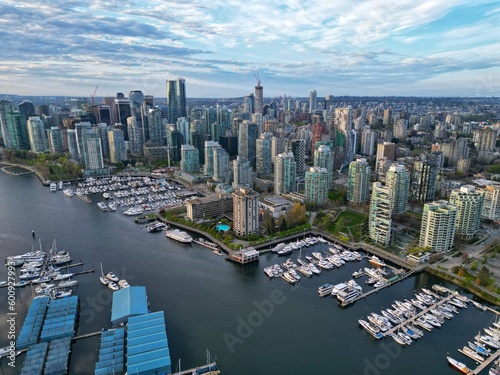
[{"xmin": 1, "ymin": 1, "xmax": 499, "ymax": 98}]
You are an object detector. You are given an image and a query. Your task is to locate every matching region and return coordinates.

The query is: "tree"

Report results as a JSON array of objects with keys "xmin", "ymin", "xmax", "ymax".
[
  {"xmin": 457, "ymin": 268, "xmax": 465, "ymax": 278},
  {"xmin": 477, "ymin": 266, "xmax": 491, "ymax": 286}
]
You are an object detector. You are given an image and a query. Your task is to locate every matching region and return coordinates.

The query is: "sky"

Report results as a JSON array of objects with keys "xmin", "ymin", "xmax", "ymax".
[{"xmin": 0, "ymin": 0, "xmax": 499, "ymax": 98}]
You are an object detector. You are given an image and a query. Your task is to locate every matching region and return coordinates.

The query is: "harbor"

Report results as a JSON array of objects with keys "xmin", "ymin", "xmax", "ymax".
[{"xmin": 2, "ymin": 171, "xmax": 500, "ymax": 374}]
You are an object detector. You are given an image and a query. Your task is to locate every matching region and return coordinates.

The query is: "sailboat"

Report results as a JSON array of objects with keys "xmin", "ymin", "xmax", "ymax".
[{"xmin": 100, "ymin": 263, "xmax": 110, "ymax": 286}]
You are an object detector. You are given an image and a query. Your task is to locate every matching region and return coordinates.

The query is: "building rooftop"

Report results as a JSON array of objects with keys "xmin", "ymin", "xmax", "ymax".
[{"xmin": 111, "ymin": 286, "xmax": 149, "ymax": 326}]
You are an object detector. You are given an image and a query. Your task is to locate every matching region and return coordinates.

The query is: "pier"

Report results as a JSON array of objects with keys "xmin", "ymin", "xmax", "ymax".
[
  {"xmin": 382, "ymin": 293, "xmax": 455, "ymax": 336},
  {"xmin": 173, "ymin": 362, "xmax": 220, "ymax": 375},
  {"xmin": 341, "ymin": 269, "xmax": 417, "ymax": 307},
  {"xmin": 193, "ymin": 238, "xmax": 219, "ymax": 250},
  {"xmin": 472, "ymin": 349, "xmax": 500, "ymax": 374},
  {"xmin": 72, "ymin": 331, "xmax": 102, "ymax": 341}
]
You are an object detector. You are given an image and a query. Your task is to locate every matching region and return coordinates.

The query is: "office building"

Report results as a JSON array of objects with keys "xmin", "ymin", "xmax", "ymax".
[
  {"xmin": 304, "ymin": 167, "xmax": 328, "ymax": 206},
  {"xmin": 347, "ymin": 158, "xmax": 371, "ymax": 204},
  {"xmin": 369, "ymin": 182, "xmax": 392, "ymax": 246},
  {"xmin": 419, "ymin": 200, "xmax": 457, "ymax": 252},
  {"xmin": 271, "ymin": 136, "xmax": 287, "ymax": 165},
  {"xmin": 385, "ymin": 163, "xmax": 410, "ymax": 215},
  {"xmin": 166, "ymin": 78, "xmax": 186, "ymax": 124},
  {"xmin": 383, "ymin": 108, "xmax": 393, "ymax": 125},
  {"xmin": 449, "ymin": 185, "xmax": 484, "ymax": 239},
  {"xmin": 233, "ymin": 187, "xmax": 259, "ymax": 236},
  {"xmin": 309, "ymin": 90, "xmax": 317, "ymax": 113},
  {"xmin": 274, "ymin": 152, "xmax": 296, "ymax": 195}
]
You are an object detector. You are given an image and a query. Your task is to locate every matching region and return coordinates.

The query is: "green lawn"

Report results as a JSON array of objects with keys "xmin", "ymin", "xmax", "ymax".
[{"xmin": 332, "ymin": 210, "xmax": 368, "ymax": 240}]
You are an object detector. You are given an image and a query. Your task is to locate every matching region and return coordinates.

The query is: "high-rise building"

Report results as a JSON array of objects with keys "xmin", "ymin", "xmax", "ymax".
[
  {"xmin": 82, "ymin": 129, "xmax": 104, "ymax": 170},
  {"xmin": 304, "ymin": 167, "xmax": 328, "ymax": 206},
  {"xmin": 376, "ymin": 142, "xmax": 396, "ymax": 165},
  {"xmin": 393, "ymin": 119, "xmax": 408, "ymax": 140},
  {"xmin": 114, "ymin": 96, "xmax": 131, "ymax": 140},
  {"xmin": 180, "ymin": 144, "xmax": 200, "ymax": 173},
  {"xmin": 26, "ymin": 116, "xmax": 49, "ymax": 153},
  {"xmin": 0, "ymin": 100, "xmax": 29, "ymax": 150},
  {"xmin": 147, "ymin": 108, "xmax": 165, "ymax": 145},
  {"xmin": 274, "ymin": 152, "xmax": 296, "ymax": 195},
  {"xmin": 347, "ymin": 158, "xmax": 371, "ymax": 204},
  {"xmin": 287, "ymin": 139, "xmax": 306, "ymax": 176},
  {"xmin": 411, "ymin": 161, "xmax": 437, "ymax": 203},
  {"xmin": 232, "ymin": 156, "xmax": 253, "ymax": 189},
  {"xmin": 254, "ymin": 81, "xmax": 263, "ymax": 115},
  {"xmin": 271, "ymin": 136, "xmax": 287, "ymax": 165},
  {"xmin": 238, "ymin": 121, "xmax": 258, "ymax": 167},
  {"xmin": 314, "ymin": 145, "xmax": 334, "ymax": 189},
  {"xmin": 167, "ymin": 126, "xmax": 183, "ymax": 163},
  {"xmin": 217, "ymin": 107, "xmax": 232, "ymax": 136},
  {"xmin": 309, "ymin": 90, "xmax": 317, "ymax": 113},
  {"xmin": 478, "ymin": 185, "xmax": 500, "ymax": 222},
  {"xmin": 383, "ymin": 108, "xmax": 393, "ymax": 125},
  {"xmin": 108, "ymin": 128, "xmax": 127, "ymax": 163},
  {"xmin": 232, "ymin": 187, "xmax": 259, "ymax": 236},
  {"xmin": 166, "ymin": 77, "xmax": 186, "ymax": 124},
  {"xmin": 331, "ymin": 107, "xmax": 355, "ymax": 170},
  {"xmin": 473, "ymin": 128, "xmax": 496, "ymax": 152},
  {"xmin": 18, "ymin": 100, "xmax": 36, "ymax": 120},
  {"xmin": 75, "ymin": 122, "xmax": 92, "ymax": 161},
  {"xmin": 385, "ymin": 163, "xmax": 410, "ymax": 215},
  {"xmin": 256, "ymin": 132, "xmax": 273, "ymax": 177},
  {"xmin": 48, "ymin": 127, "xmax": 63, "ymax": 154},
  {"xmin": 213, "ymin": 146, "xmax": 231, "ymax": 184},
  {"xmin": 449, "ymin": 185, "xmax": 484, "ymax": 239},
  {"xmin": 243, "ymin": 94, "xmax": 254, "ymax": 118},
  {"xmin": 176, "ymin": 117, "xmax": 190, "ymax": 146},
  {"xmin": 369, "ymin": 182, "xmax": 392, "ymax": 246},
  {"xmin": 437, "ymin": 138, "xmax": 469, "ymax": 166},
  {"xmin": 95, "ymin": 124, "xmax": 111, "ymax": 159},
  {"xmin": 127, "ymin": 117, "xmax": 143, "ymax": 155},
  {"xmin": 66, "ymin": 129, "xmax": 78, "ymax": 160},
  {"xmin": 419, "ymin": 200, "xmax": 457, "ymax": 252},
  {"xmin": 360, "ymin": 128, "xmax": 377, "ymax": 156}
]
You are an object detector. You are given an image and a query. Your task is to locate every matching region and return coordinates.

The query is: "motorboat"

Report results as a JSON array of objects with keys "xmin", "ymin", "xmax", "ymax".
[
  {"xmin": 63, "ymin": 189, "xmax": 73, "ymax": 197},
  {"xmin": 50, "ymin": 183, "xmax": 57, "ymax": 191},
  {"xmin": 352, "ymin": 268, "xmax": 364, "ymax": 278},
  {"xmin": 58, "ymin": 279, "xmax": 78, "ymax": 288},
  {"xmin": 476, "ymin": 334, "xmax": 500, "ymax": 349},
  {"xmin": 147, "ymin": 222, "xmax": 166, "ymax": 233},
  {"xmin": 124, "ymin": 207, "xmax": 145, "ymax": 216},
  {"xmin": 282, "ymin": 272, "xmax": 297, "ymax": 284},
  {"xmin": 31, "ymin": 276, "xmax": 52, "ymax": 284},
  {"xmin": 52, "ymin": 289, "xmax": 73, "ymax": 299},
  {"xmin": 331, "ymin": 283, "xmax": 348, "ymax": 296},
  {"xmin": 318, "ymin": 284, "xmax": 334, "ymax": 297},
  {"xmin": 165, "ymin": 229, "xmax": 193, "ymax": 243},
  {"xmin": 390, "ymin": 333, "xmax": 407, "ymax": 346},
  {"xmin": 468, "ymin": 341, "xmax": 491, "ymax": 356},
  {"xmin": 118, "ymin": 279, "xmax": 130, "ymax": 289},
  {"xmin": 337, "ymin": 288, "xmax": 360, "ymax": 303},
  {"xmin": 308, "ymin": 263, "xmax": 321, "ymax": 275},
  {"xmin": 105, "ymin": 272, "xmax": 119, "ymax": 282},
  {"xmin": 368, "ymin": 255, "xmax": 387, "ymax": 267},
  {"xmin": 298, "ymin": 265, "xmax": 313, "ymax": 278},
  {"xmin": 374, "ymin": 280, "xmax": 386, "ymax": 288},
  {"xmin": 264, "ymin": 267, "xmax": 274, "ymax": 278},
  {"xmin": 358, "ymin": 319, "xmax": 383, "ymax": 339},
  {"xmin": 108, "ymin": 282, "xmax": 119, "ymax": 291},
  {"xmin": 97, "ymin": 202, "xmax": 109, "ymax": 211},
  {"xmin": 446, "ymin": 356, "xmax": 471, "ymax": 374},
  {"xmin": 53, "ymin": 273, "xmax": 73, "ymax": 281}
]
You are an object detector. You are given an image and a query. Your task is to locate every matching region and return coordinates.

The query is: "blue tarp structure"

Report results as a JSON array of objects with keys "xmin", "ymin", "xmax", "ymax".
[
  {"xmin": 40, "ymin": 296, "xmax": 78, "ymax": 342},
  {"xmin": 94, "ymin": 328, "xmax": 125, "ymax": 375},
  {"xmin": 44, "ymin": 337, "xmax": 72, "ymax": 375},
  {"xmin": 126, "ymin": 311, "xmax": 171, "ymax": 375},
  {"xmin": 20, "ymin": 342, "xmax": 48, "ymax": 375},
  {"xmin": 111, "ymin": 286, "xmax": 148, "ymax": 326}
]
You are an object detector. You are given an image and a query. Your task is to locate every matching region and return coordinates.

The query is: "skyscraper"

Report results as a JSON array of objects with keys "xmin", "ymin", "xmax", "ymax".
[
  {"xmin": 166, "ymin": 77, "xmax": 187, "ymax": 124},
  {"xmin": 254, "ymin": 80, "xmax": 263, "ymax": 115},
  {"xmin": 213, "ymin": 146, "xmax": 231, "ymax": 184},
  {"xmin": 114, "ymin": 95, "xmax": 131, "ymax": 140},
  {"xmin": 411, "ymin": 161, "xmax": 437, "ymax": 203},
  {"xmin": 18, "ymin": 100, "xmax": 36, "ymax": 120},
  {"xmin": 309, "ymin": 90, "xmax": 317, "ymax": 113},
  {"xmin": 385, "ymin": 163, "xmax": 410, "ymax": 215},
  {"xmin": 243, "ymin": 94, "xmax": 255, "ymax": 118},
  {"xmin": 232, "ymin": 156, "xmax": 253, "ymax": 189},
  {"xmin": 305, "ymin": 167, "xmax": 328, "ymax": 206},
  {"xmin": 180, "ymin": 144, "xmax": 200, "ymax": 173},
  {"xmin": 27, "ymin": 117, "xmax": 49, "ymax": 153},
  {"xmin": 0, "ymin": 100, "xmax": 28, "ymax": 150},
  {"xmin": 331, "ymin": 107, "xmax": 354, "ymax": 170},
  {"xmin": 238, "ymin": 121, "xmax": 258, "ymax": 167},
  {"xmin": 287, "ymin": 139, "xmax": 306, "ymax": 176},
  {"xmin": 419, "ymin": 200, "xmax": 457, "ymax": 252},
  {"xmin": 82, "ymin": 129, "xmax": 104, "ymax": 170},
  {"xmin": 449, "ymin": 185, "xmax": 484, "ymax": 239},
  {"xmin": 232, "ymin": 187, "xmax": 259, "ymax": 236},
  {"xmin": 314, "ymin": 145, "xmax": 334, "ymax": 189},
  {"xmin": 347, "ymin": 158, "xmax": 371, "ymax": 204},
  {"xmin": 369, "ymin": 182, "xmax": 392, "ymax": 246},
  {"xmin": 360, "ymin": 127, "xmax": 377, "ymax": 156},
  {"xmin": 274, "ymin": 152, "xmax": 296, "ymax": 195},
  {"xmin": 108, "ymin": 128, "xmax": 127, "ymax": 163},
  {"xmin": 256, "ymin": 132, "xmax": 273, "ymax": 177},
  {"xmin": 48, "ymin": 127, "xmax": 63, "ymax": 154}
]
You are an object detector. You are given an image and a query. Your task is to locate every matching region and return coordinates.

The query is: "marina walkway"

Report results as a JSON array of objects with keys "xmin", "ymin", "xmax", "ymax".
[
  {"xmin": 383, "ymin": 293, "xmax": 455, "ymax": 336},
  {"xmin": 472, "ymin": 349, "xmax": 500, "ymax": 374}
]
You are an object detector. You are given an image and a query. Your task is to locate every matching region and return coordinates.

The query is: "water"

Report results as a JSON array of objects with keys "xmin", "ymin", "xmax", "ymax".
[{"xmin": 0, "ymin": 170, "xmax": 497, "ymax": 374}]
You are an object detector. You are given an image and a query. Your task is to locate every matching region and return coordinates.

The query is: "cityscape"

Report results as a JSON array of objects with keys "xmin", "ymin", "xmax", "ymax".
[{"xmin": 1, "ymin": 1, "xmax": 500, "ymax": 374}]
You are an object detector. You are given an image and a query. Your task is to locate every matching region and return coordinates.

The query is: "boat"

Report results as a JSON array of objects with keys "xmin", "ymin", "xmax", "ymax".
[
  {"xmin": 490, "ymin": 360, "xmax": 500, "ymax": 375},
  {"xmin": 331, "ymin": 283, "xmax": 348, "ymax": 296},
  {"xmin": 53, "ymin": 273, "xmax": 73, "ymax": 281},
  {"xmin": 337, "ymin": 288, "xmax": 360, "ymax": 303},
  {"xmin": 105, "ymin": 272, "xmax": 119, "ymax": 282},
  {"xmin": 449, "ymin": 298, "xmax": 467, "ymax": 309},
  {"xmin": 97, "ymin": 202, "xmax": 108, "ymax": 211},
  {"xmin": 309, "ymin": 263, "xmax": 321, "ymax": 275},
  {"xmin": 374, "ymin": 280, "xmax": 386, "ymax": 288},
  {"xmin": 264, "ymin": 267, "xmax": 274, "ymax": 278},
  {"xmin": 472, "ymin": 301, "xmax": 487, "ymax": 311},
  {"xmin": 52, "ymin": 289, "xmax": 73, "ymax": 299},
  {"xmin": 108, "ymin": 202, "xmax": 117, "ymax": 211},
  {"xmin": 58, "ymin": 181, "xmax": 63, "ymax": 190},
  {"xmin": 147, "ymin": 222, "xmax": 166, "ymax": 233},
  {"xmin": 63, "ymin": 189, "xmax": 73, "ymax": 197},
  {"xmin": 14, "ymin": 280, "xmax": 30, "ymax": 287},
  {"xmin": 50, "ymin": 183, "xmax": 57, "ymax": 191},
  {"xmin": 124, "ymin": 207, "xmax": 145, "ymax": 216},
  {"xmin": 108, "ymin": 282, "xmax": 119, "ymax": 291},
  {"xmin": 58, "ymin": 279, "xmax": 78, "ymax": 288},
  {"xmin": 31, "ymin": 276, "xmax": 52, "ymax": 284},
  {"xmin": 103, "ymin": 192, "xmax": 110, "ymax": 200},
  {"xmin": 118, "ymin": 279, "xmax": 130, "ymax": 289},
  {"xmin": 476, "ymin": 335, "xmax": 500, "ymax": 349},
  {"xmin": 352, "ymin": 268, "xmax": 365, "ymax": 278},
  {"xmin": 358, "ymin": 319, "xmax": 383, "ymax": 339},
  {"xmin": 298, "ymin": 265, "xmax": 313, "ymax": 277},
  {"xmin": 468, "ymin": 341, "xmax": 491, "ymax": 356},
  {"xmin": 281, "ymin": 272, "xmax": 297, "ymax": 284},
  {"xmin": 390, "ymin": 333, "xmax": 407, "ymax": 346},
  {"xmin": 446, "ymin": 356, "xmax": 472, "ymax": 374},
  {"xmin": 368, "ymin": 255, "xmax": 387, "ymax": 267},
  {"xmin": 165, "ymin": 229, "xmax": 193, "ymax": 243},
  {"xmin": 318, "ymin": 284, "xmax": 334, "ymax": 297}
]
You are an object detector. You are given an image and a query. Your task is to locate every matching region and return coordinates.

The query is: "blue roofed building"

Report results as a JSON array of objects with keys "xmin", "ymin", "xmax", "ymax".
[
  {"xmin": 126, "ymin": 311, "xmax": 172, "ymax": 375},
  {"xmin": 111, "ymin": 286, "xmax": 149, "ymax": 326}
]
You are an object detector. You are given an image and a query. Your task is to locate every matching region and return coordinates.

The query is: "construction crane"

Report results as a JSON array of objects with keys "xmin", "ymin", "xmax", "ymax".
[
  {"xmin": 254, "ymin": 73, "xmax": 261, "ymax": 87},
  {"xmin": 90, "ymin": 85, "xmax": 99, "ymax": 104}
]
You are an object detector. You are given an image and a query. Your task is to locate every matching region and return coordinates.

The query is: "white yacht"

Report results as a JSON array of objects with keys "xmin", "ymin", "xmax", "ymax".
[
  {"xmin": 105, "ymin": 272, "xmax": 119, "ymax": 282},
  {"xmin": 124, "ymin": 207, "xmax": 145, "ymax": 216},
  {"xmin": 331, "ymin": 282, "xmax": 348, "ymax": 296},
  {"xmin": 118, "ymin": 279, "xmax": 130, "ymax": 289},
  {"xmin": 50, "ymin": 183, "xmax": 57, "ymax": 192},
  {"xmin": 318, "ymin": 284, "xmax": 334, "ymax": 297},
  {"xmin": 97, "ymin": 202, "xmax": 108, "ymax": 211},
  {"xmin": 359, "ymin": 319, "xmax": 383, "ymax": 339},
  {"xmin": 337, "ymin": 288, "xmax": 360, "ymax": 303},
  {"xmin": 63, "ymin": 189, "xmax": 73, "ymax": 197},
  {"xmin": 165, "ymin": 229, "xmax": 193, "ymax": 243}
]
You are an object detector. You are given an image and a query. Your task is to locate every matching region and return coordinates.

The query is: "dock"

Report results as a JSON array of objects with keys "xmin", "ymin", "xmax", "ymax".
[
  {"xmin": 72, "ymin": 267, "xmax": 95, "ymax": 276},
  {"xmin": 472, "ymin": 349, "xmax": 500, "ymax": 374},
  {"xmin": 193, "ymin": 239, "xmax": 219, "ymax": 251},
  {"xmin": 72, "ymin": 330, "xmax": 102, "ymax": 341},
  {"xmin": 173, "ymin": 362, "xmax": 220, "ymax": 375},
  {"xmin": 382, "ymin": 293, "xmax": 455, "ymax": 336},
  {"xmin": 341, "ymin": 269, "xmax": 416, "ymax": 307}
]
